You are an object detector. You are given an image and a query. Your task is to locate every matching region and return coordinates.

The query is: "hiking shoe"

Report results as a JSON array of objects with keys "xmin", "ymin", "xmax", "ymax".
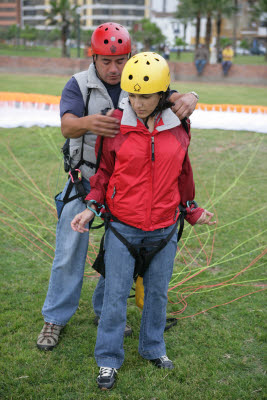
[
  {"xmin": 36, "ymin": 322, "xmax": 64, "ymax": 351},
  {"xmin": 150, "ymin": 355, "xmax": 174, "ymax": 370},
  {"xmin": 97, "ymin": 367, "xmax": 117, "ymax": 390},
  {"xmin": 94, "ymin": 316, "xmax": 133, "ymax": 337}
]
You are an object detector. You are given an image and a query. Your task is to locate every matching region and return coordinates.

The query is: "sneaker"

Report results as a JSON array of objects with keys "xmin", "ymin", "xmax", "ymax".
[
  {"xmin": 94, "ymin": 316, "xmax": 133, "ymax": 337},
  {"xmin": 36, "ymin": 322, "xmax": 64, "ymax": 351},
  {"xmin": 150, "ymin": 355, "xmax": 174, "ymax": 370},
  {"xmin": 97, "ymin": 367, "xmax": 117, "ymax": 390}
]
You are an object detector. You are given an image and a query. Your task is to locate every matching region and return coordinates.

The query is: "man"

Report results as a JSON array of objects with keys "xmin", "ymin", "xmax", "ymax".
[
  {"xmin": 222, "ymin": 44, "xmax": 234, "ymax": 76},
  {"xmin": 37, "ymin": 22, "xmax": 199, "ymax": 351},
  {"xmin": 194, "ymin": 44, "xmax": 209, "ymax": 76}
]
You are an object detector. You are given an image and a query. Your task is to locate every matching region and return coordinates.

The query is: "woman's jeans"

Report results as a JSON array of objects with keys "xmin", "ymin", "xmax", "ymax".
[
  {"xmin": 94, "ymin": 222, "xmax": 178, "ymax": 369},
  {"xmin": 42, "ymin": 178, "xmax": 104, "ymax": 326}
]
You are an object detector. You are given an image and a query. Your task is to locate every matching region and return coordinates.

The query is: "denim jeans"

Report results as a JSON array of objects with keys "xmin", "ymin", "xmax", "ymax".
[
  {"xmin": 222, "ymin": 61, "xmax": 232, "ymax": 76},
  {"xmin": 94, "ymin": 222, "xmax": 177, "ymax": 369},
  {"xmin": 195, "ymin": 59, "xmax": 207, "ymax": 75},
  {"xmin": 42, "ymin": 178, "xmax": 104, "ymax": 326}
]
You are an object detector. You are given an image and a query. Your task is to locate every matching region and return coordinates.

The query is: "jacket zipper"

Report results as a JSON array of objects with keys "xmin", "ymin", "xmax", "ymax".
[
  {"xmin": 111, "ymin": 185, "xmax": 116, "ymax": 199},
  {"xmin": 151, "ymin": 136, "xmax": 155, "ymax": 161}
]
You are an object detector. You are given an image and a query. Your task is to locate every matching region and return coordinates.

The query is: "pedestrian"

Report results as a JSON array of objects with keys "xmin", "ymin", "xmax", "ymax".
[
  {"xmin": 36, "ymin": 23, "xmax": 200, "ymax": 351},
  {"xmin": 71, "ymin": 52, "xmax": 216, "ymax": 390},
  {"xmin": 194, "ymin": 44, "xmax": 209, "ymax": 76},
  {"xmin": 164, "ymin": 45, "xmax": 170, "ymax": 60},
  {"xmin": 222, "ymin": 44, "xmax": 234, "ymax": 76}
]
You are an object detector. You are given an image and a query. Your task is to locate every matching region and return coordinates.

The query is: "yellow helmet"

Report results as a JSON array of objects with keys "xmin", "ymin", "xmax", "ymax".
[{"xmin": 121, "ymin": 52, "xmax": 170, "ymax": 94}]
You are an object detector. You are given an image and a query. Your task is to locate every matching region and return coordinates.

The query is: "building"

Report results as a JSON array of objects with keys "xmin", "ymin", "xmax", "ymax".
[
  {"xmin": 1, "ymin": 0, "xmax": 151, "ymax": 31},
  {"xmin": 78, "ymin": 0, "xmax": 150, "ymax": 30},
  {"xmin": 0, "ymin": 0, "xmax": 21, "ymax": 27},
  {"xmin": 150, "ymin": 0, "xmax": 180, "ymax": 47},
  {"xmin": 1, "ymin": 0, "xmax": 266, "ymax": 51},
  {"xmin": 21, "ymin": 0, "xmax": 50, "ymax": 29}
]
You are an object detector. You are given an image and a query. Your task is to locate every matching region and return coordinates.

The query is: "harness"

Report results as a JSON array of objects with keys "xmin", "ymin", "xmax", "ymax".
[
  {"xmin": 56, "ymin": 88, "xmax": 105, "ymax": 220},
  {"xmin": 91, "ymin": 200, "xmax": 198, "ymax": 280}
]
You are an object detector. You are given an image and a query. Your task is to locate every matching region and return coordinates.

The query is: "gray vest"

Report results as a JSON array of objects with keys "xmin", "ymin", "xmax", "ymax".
[{"xmin": 70, "ymin": 63, "xmax": 127, "ymax": 180}]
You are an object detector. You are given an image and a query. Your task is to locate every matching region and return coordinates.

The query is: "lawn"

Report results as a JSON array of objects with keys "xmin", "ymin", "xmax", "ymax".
[
  {"xmin": 0, "ymin": 43, "xmax": 266, "ymax": 65},
  {"xmin": 0, "ymin": 76, "xmax": 266, "ymax": 399},
  {"xmin": 1, "ymin": 73, "xmax": 267, "ymax": 106}
]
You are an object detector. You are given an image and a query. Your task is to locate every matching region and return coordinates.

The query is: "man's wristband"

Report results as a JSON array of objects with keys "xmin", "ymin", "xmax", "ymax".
[{"xmin": 189, "ymin": 91, "xmax": 199, "ymax": 101}]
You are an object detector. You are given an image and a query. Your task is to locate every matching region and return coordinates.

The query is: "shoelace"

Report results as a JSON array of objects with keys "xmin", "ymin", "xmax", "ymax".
[
  {"xmin": 99, "ymin": 367, "xmax": 117, "ymax": 378},
  {"xmin": 159, "ymin": 355, "xmax": 170, "ymax": 362}
]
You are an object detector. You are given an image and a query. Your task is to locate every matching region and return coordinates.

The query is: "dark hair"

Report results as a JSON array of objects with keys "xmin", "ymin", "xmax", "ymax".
[{"xmin": 150, "ymin": 87, "xmax": 174, "ymax": 117}]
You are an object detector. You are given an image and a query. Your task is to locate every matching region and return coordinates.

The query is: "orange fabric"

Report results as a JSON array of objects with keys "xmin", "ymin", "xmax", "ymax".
[{"xmin": 0, "ymin": 92, "xmax": 266, "ymax": 114}]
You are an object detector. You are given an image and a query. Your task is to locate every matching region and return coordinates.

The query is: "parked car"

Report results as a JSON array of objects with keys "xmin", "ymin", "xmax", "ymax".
[
  {"xmin": 250, "ymin": 45, "xmax": 266, "ymax": 55},
  {"xmin": 235, "ymin": 47, "xmax": 250, "ymax": 55}
]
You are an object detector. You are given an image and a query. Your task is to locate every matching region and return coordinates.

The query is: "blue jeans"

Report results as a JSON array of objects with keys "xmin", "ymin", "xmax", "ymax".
[
  {"xmin": 195, "ymin": 59, "xmax": 207, "ymax": 75},
  {"xmin": 94, "ymin": 222, "xmax": 177, "ymax": 369},
  {"xmin": 222, "ymin": 61, "xmax": 232, "ymax": 76},
  {"xmin": 42, "ymin": 178, "xmax": 104, "ymax": 326}
]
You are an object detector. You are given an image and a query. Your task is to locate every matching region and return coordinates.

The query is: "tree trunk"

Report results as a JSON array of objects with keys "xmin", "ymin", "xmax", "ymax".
[
  {"xmin": 205, "ymin": 12, "xmax": 212, "ymax": 49},
  {"xmin": 232, "ymin": 0, "xmax": 238, "ymax": 56},
  {"xmin": 183, "ymin": 22, "xmax": 187, "ymax": 50},
  {"xmin": 196, "ymin": 12, "xmax": 201, "ymax": 49},
  {"xmin": 216, "ymin": 12, "xmax": 222, "ymax": 62},
  {"xmin": 61, "ymin": 24, "xmax": 68, "ymax": 58}
]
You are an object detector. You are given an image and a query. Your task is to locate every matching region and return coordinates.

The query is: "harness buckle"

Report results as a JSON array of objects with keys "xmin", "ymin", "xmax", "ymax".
[{"xmin": 69, "ymin": 169, "xmax": 82, "ymax": 183}]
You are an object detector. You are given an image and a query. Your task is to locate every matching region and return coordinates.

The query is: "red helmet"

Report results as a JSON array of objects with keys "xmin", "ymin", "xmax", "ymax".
[{"xmin": 91, "ymin": 22, "xmax": 131, "ymax": 56}]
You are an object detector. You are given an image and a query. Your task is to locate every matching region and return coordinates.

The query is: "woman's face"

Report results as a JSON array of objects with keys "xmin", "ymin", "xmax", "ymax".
[{"xmin": 128, "ymin": 93, "xmax": 161, "ymax": 119}]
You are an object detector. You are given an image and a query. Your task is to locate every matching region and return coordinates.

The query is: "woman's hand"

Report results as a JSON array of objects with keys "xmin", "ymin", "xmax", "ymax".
[
  {"xmin": 196, "ymin": 209, "xmax": 216, "ymax": 226},
  {"xmin": 71, "ymin": 209, "xmax": 95, "ymax": 233}
]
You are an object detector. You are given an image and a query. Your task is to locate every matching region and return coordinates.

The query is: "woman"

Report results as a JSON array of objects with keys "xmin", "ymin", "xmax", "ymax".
[{"xmin": 71, "ymin": 52, "xmax": 215, "ymax": 390}]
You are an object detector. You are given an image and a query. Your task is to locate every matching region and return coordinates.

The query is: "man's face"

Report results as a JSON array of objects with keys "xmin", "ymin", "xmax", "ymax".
[{"xmin": 94, "ymin": 54, "xmax": 128, "ymax": 85}]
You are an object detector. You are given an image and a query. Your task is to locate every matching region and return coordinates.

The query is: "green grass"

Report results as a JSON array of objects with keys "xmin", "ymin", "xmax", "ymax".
[
  {"xmin": 171, "ymin": 81, "xmax": 267, "ymax": 105},
  {"xmin": 0, "ymin": 73, "xmax": 69, "ymax": 96},
  {"xmin": 0, "ymin": 43, "xmax": 266, "ymax": 64},
  {"xmin": 170, "ymin": 51, "xmax": 267, "ymax": 65},
  {"xmin": 0, "ymin": 43, "xmax": 84, "ymax": 59},
  {"xmin": 0, "ymin": 76, "xmax": 266, "ymax": 399},
  {"xmin": 1, "ymin": 73, "xmax": 267, "ymax": 106}
]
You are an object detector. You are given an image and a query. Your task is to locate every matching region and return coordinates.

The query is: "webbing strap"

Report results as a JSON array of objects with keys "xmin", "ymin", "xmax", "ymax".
[
  {"xmin": 108, "ymin": 215, "xmax": 182, "ymax": 279},
  {"xmin": 62, "ymin": 170, "xmax": 87, "ymax": 205}
]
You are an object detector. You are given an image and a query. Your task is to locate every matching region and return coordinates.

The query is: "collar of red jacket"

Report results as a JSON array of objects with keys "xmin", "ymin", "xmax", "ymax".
[{"xmin": 118, "ymin": 97, "xmax": 181, "ymax": 135}]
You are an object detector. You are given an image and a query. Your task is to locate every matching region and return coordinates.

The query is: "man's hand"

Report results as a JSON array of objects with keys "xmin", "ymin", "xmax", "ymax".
[
  {"xmin": 170, "ymin": 92, "xmax": 198, "ymax": 120},
  {"xmin": 87, "ymin": 109, "xmax": 120, "ymax": 137},
  {"xmin": 61, "ymin": 109, "xmax": 120, "ymax": 139},
  {"xmin": 196, "ymin": 210, "xmax": 216, "ymax": 226},
  {"xmin": 71, "ymin": 209, "xmax": 95, "ymax": 233}
]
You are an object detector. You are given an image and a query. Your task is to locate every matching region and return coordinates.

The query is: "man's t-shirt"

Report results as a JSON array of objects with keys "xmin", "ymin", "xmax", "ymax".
[{"xmin": 60, "ymin": 77, "xmax": 121, "ymax": 118}]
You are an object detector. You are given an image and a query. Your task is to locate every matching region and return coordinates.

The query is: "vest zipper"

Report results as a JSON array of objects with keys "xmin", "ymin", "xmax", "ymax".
[{"xmin": 151, "ymin": 136, "xmax": 155, "ymax": 161}]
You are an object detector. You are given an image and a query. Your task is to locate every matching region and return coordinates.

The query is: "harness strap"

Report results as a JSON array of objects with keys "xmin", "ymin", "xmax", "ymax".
[{"xmin": 107, "ymin": 214, "xmax": 182, "ymax": 279}]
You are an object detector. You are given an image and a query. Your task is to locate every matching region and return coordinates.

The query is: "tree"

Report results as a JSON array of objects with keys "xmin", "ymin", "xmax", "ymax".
[
  {"xmin": 45, "ymin": 0, "xmax": 77, "ymax": 57},
  {"xmin": 131, "ymin": 18, "xmax": 166, "ymax": 51},
  {"xmin": 176, "ymin": 0, "xmax": 207, "ymax": 50},
  {"xmin": 20, "ymin": 25, "xmax": 38, "ymax": 46},
  {"xmin": 211, "ymin": 0, "xmax": 236, "ymax": 61},
  {"xmin": 5, "ymin": 24, "xmax": 20, "ymax": 44}
]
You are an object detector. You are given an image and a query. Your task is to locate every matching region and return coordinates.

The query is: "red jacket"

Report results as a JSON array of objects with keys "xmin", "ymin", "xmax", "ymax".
[{"xmin": 87, "ymin": 102, "xmax": 203, "ymax": 231}]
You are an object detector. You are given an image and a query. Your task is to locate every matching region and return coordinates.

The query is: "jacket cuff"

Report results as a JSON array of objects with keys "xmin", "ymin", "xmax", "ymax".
[{"xmin": 185, "ymin": 206, "xmax": 204, "ymax": 226}]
